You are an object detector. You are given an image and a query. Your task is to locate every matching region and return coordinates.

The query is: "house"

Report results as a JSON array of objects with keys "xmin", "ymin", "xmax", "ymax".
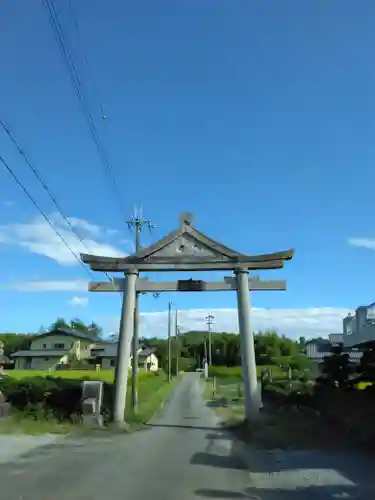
[
  {"xmin": 343, "ymin": 302, "xmax": 375, "ymax": 347},
  {"xmin": 305, "ymin": 336, "xmax": 363, "ymax": 377},
  {"xmin": 91, "ymin": 342, "xmax": 159, "ymax": 372},
  {"xmin": 305, "ymin": 338, "xmax": 333, "ymax": 360},
  {"xmin": 11, "ymin": 328, "xmax": 101, "ymax": 370}
]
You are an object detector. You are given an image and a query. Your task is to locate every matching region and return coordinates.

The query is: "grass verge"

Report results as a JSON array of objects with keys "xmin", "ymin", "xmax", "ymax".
[
  {"xmin": 125, "ymin": 374, "xmax": 179, "ymax": 426},
  {"xmin": 5, "ymin": 370, "xmax": 116, "ymax": 383}
]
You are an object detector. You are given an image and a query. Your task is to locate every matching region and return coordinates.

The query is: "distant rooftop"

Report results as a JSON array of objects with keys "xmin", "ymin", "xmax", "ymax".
[
  {"xmin": 11, "ymin": 349, "xmax": 70, "ymax": 358},
  {"xmin": 36, "ymin": 328, "xmax": 101, "ymax": 343}
]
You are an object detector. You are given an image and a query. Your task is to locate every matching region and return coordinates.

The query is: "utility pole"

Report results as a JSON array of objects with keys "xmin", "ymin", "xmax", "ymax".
[
  {"xmin": 205, "ymin": 313, "xmax": 215, "ymax": 366},
  {"xmin": 175, "ymin": 308, "xmax": 179, "ymax": 375},
  {"xmin": 127, "ymin": 206, "xmax": 155, "ymax": 411},
  {"xmin": 168, "ymin": 301, "xmax": 172, "ymax": 383}
]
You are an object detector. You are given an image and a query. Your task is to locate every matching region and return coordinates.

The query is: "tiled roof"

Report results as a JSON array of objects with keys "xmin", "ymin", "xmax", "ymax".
[
  {"xmin": 329, "ymin": 333, "xmax": 344, "ymax": 343},
  {"xmin": 36, "ymin": 328, "xmax": 100, "ymax": 342},
  {"xmin": 11, "ymin": 349, "xmax": 70, "ymax": 357}
]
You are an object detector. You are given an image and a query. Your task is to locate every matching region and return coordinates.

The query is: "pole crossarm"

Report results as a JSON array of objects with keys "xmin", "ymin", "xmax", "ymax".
[{"xmin": 88, "ymin": 277, "xmax": 287, "ymax": 293}]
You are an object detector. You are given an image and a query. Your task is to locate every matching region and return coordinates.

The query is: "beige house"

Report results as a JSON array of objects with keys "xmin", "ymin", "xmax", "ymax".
[
  {"xmin": 11, "ymin": 328, "xmax": 100, "ymax": 370},
  {"xmin": 91, "ymin": 343, "xmax": 159, "ymax": 372}
]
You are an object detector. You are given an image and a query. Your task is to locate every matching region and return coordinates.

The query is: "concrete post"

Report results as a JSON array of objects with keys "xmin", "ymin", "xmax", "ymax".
[
  {"xmin": 235, "ymin": 268, "xmax": 259, "ymax": 421},
  {"xmin": 113, "ymin": 271, "xmax": 137, "ymax": 425},
  {"xmin": 208, "ymin": 321, "xmax": 212, "ymax": 366},
  {"xmin": 204, "ymin": 361, "xmax": 209, "ymax": 379}
]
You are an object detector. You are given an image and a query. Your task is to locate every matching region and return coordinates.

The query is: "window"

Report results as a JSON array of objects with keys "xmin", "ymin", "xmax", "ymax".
[
  {"xmin": 110, "ymin": 359, "xmax": 116, "ymax": 367},
  {"xmin": 42, "ymin": 344, "xmax": 47, "ymax": 349},
  {"xmin": 54, "ymin": 343, "xmax": 65, "ymax": 349}
]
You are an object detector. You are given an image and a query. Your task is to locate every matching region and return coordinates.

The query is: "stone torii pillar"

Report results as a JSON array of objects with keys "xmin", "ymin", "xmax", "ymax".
[
  {"xmin": 113, "ymin": 270, "xmax": 138, "ymax": 426},
  {"xmin": 235, "ymin": 268, "xmax": 259, "ymax": 422}
]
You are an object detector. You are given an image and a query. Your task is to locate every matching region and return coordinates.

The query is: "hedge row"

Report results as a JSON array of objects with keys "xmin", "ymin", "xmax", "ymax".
[
  {"xmin": 261, "ymin": 380, "xmax": 375, "ymax": 449},
  {"xmin": 0, "ymin": 372, "xmax": 161, "ymax": 423}
]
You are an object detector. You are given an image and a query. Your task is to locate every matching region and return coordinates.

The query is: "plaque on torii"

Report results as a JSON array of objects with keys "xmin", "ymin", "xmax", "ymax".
[{"xmin": 80, "ymin": 212, "xmax": 294, "ymax": 427}]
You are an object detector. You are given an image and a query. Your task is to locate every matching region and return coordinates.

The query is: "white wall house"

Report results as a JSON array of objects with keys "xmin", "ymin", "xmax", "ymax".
[
  {"xmin": 91, "ymin": 343, "xmax": 159, "ymax": 372},
  {"xmin": 11, "ymin": 328, "xmax": 100, "ymax": 370},
  {"xmin": 343, "ymin": 302, "xmax": 375, "ymax": 347}
]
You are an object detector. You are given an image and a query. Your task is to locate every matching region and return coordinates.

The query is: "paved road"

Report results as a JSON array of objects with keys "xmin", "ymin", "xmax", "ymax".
[
  {"xmin": 0, "ymin": 373, "xmax": 251, "ymax": 500},
  {"xmin": 1, "ymin": 373, "xmax": 375, "ymax": 500}
]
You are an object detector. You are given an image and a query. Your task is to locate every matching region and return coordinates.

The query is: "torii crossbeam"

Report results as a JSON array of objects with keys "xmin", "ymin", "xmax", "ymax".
[{"xmin": 88, "ymin": 276, "xmax": 287, "ymax": 293}]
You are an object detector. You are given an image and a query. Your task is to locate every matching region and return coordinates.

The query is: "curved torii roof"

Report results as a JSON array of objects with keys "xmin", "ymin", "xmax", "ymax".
[{"xmin": 81, "ymin": 212, "xmax": 294, "ymax": 272}]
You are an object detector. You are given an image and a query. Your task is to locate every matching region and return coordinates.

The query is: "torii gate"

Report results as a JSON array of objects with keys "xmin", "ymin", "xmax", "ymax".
[{"xmin": 81, "ymin": 212, "xmax": 294, "ymax": 426}]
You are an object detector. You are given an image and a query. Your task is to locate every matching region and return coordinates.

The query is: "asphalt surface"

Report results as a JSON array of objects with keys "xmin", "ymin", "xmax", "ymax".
[
  {"xmin": 0, "ymin": 373, "xmax": 375, "ymax": 500},
  {"xmin": 0, "ymin": 434, "xmax": 63, "ymax": 464}
]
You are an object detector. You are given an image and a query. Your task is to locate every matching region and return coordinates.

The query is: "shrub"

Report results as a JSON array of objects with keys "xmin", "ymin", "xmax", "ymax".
[{"xmin": 0, "ymin": 376, "xmax": 114, "ymax": 423}]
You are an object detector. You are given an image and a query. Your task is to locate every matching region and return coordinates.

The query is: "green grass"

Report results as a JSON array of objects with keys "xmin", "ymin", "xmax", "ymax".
[
  {"xmin": 0, "ymin": 418, "xmax": 77, "ymax": 435},
  {"xmin": 6, "ymin": 370, "xmax": 115, "ymax": 382},
  {"xmin": 4, "ymin": 370, "xmax": 155, "ymax": 383},
  {"xmin": 126, "ymin": 374, "xmax": 179, "ymax": 425},
  {"xmin": 208, "ymin": 364, "xmax": 285, "ymax": 381}
]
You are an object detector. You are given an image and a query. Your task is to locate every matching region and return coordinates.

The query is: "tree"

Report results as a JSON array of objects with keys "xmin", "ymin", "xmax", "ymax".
[
  {"xmin": 0, "ymin": 333, "xmax": 35, "ymax": 357},
  {"xmin": 298, "ymin": 336, "xmax": 307, "ymax": 349},
  {"xmin": 321, "ymin": 345, "xmax": 354, "ymax": 388},
  {"xmin": 50, "ymin": 317, "xmax": 70, "ymax": 330},
  {"xmin": 86, "ymin": 321, "xmax": 103, "ymax": 339},
  {"xmin": 355, "ymin": 342, "xmax": 375, "ymax": 383},
  {"xmin": 48, "ymin": 318, "xmax": 103, "ymax": 338},
  {"xmin": 70, "ymin": 318, "xmax": 86, "ymax": 332}
]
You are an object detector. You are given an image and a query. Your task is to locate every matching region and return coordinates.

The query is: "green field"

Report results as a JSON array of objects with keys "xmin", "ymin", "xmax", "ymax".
[{"xmin": 207, "ymin": 364, "xmax": 285, "ymax": 381}]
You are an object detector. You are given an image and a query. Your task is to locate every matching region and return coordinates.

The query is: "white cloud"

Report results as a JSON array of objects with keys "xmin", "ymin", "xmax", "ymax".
[
  {"xmin": 0, "ymin": 213, "xmax": 127, "ymax": 265},
  {"xmin": 3, "ymin": 200, "xmax": 14, "ymax": 208},
  {"xmin": 7, "ymin": 279, "xmax": 89, "ymax": 292},
  {"xmin": 348, "ymin": 238, "xmax": 375, "ymax": 250},
  {"xmin": 68, "ymin": 296, "xmax": 89, "ymax": 307},
  {"xmin": 65, "ymin": 217, "xmax": 102, "ymax": 237},
  {"xmin": 101, "ymin": 307, "xmax": 354, "ymax": 340}
]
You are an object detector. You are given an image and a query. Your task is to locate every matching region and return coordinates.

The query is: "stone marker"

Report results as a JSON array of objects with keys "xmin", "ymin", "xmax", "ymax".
[
  {"xmin": 0, "ymin": 391, "xmax": 10, "ymax": 419},
  {"xmin": 81, "ymin": 380, "xmax": 104, "ymax": 428}
]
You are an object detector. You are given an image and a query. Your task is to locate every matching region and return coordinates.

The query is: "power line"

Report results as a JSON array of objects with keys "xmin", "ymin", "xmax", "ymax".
[
  {"xmin": 42, "ymin": 0, "xmax": 126, "ymax": 218},
  {"xmin": 0, "ymin": 153, "xmax": 94, "ymax": 280},
  {"xmin": 0, "ymin": 119, "xmax": 113, "ymax": 283}
]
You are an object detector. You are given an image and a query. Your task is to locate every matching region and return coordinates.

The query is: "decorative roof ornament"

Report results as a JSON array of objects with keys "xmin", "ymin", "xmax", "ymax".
[{"xmin": 179, "ymin": 212, "xmax": 194, "ymax": 227}]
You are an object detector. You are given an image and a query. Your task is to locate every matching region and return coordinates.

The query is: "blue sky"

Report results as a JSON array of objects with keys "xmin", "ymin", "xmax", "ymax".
[{"xmin": 0, "ymin": 0, "xmax": 374, "ymax": 338}]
